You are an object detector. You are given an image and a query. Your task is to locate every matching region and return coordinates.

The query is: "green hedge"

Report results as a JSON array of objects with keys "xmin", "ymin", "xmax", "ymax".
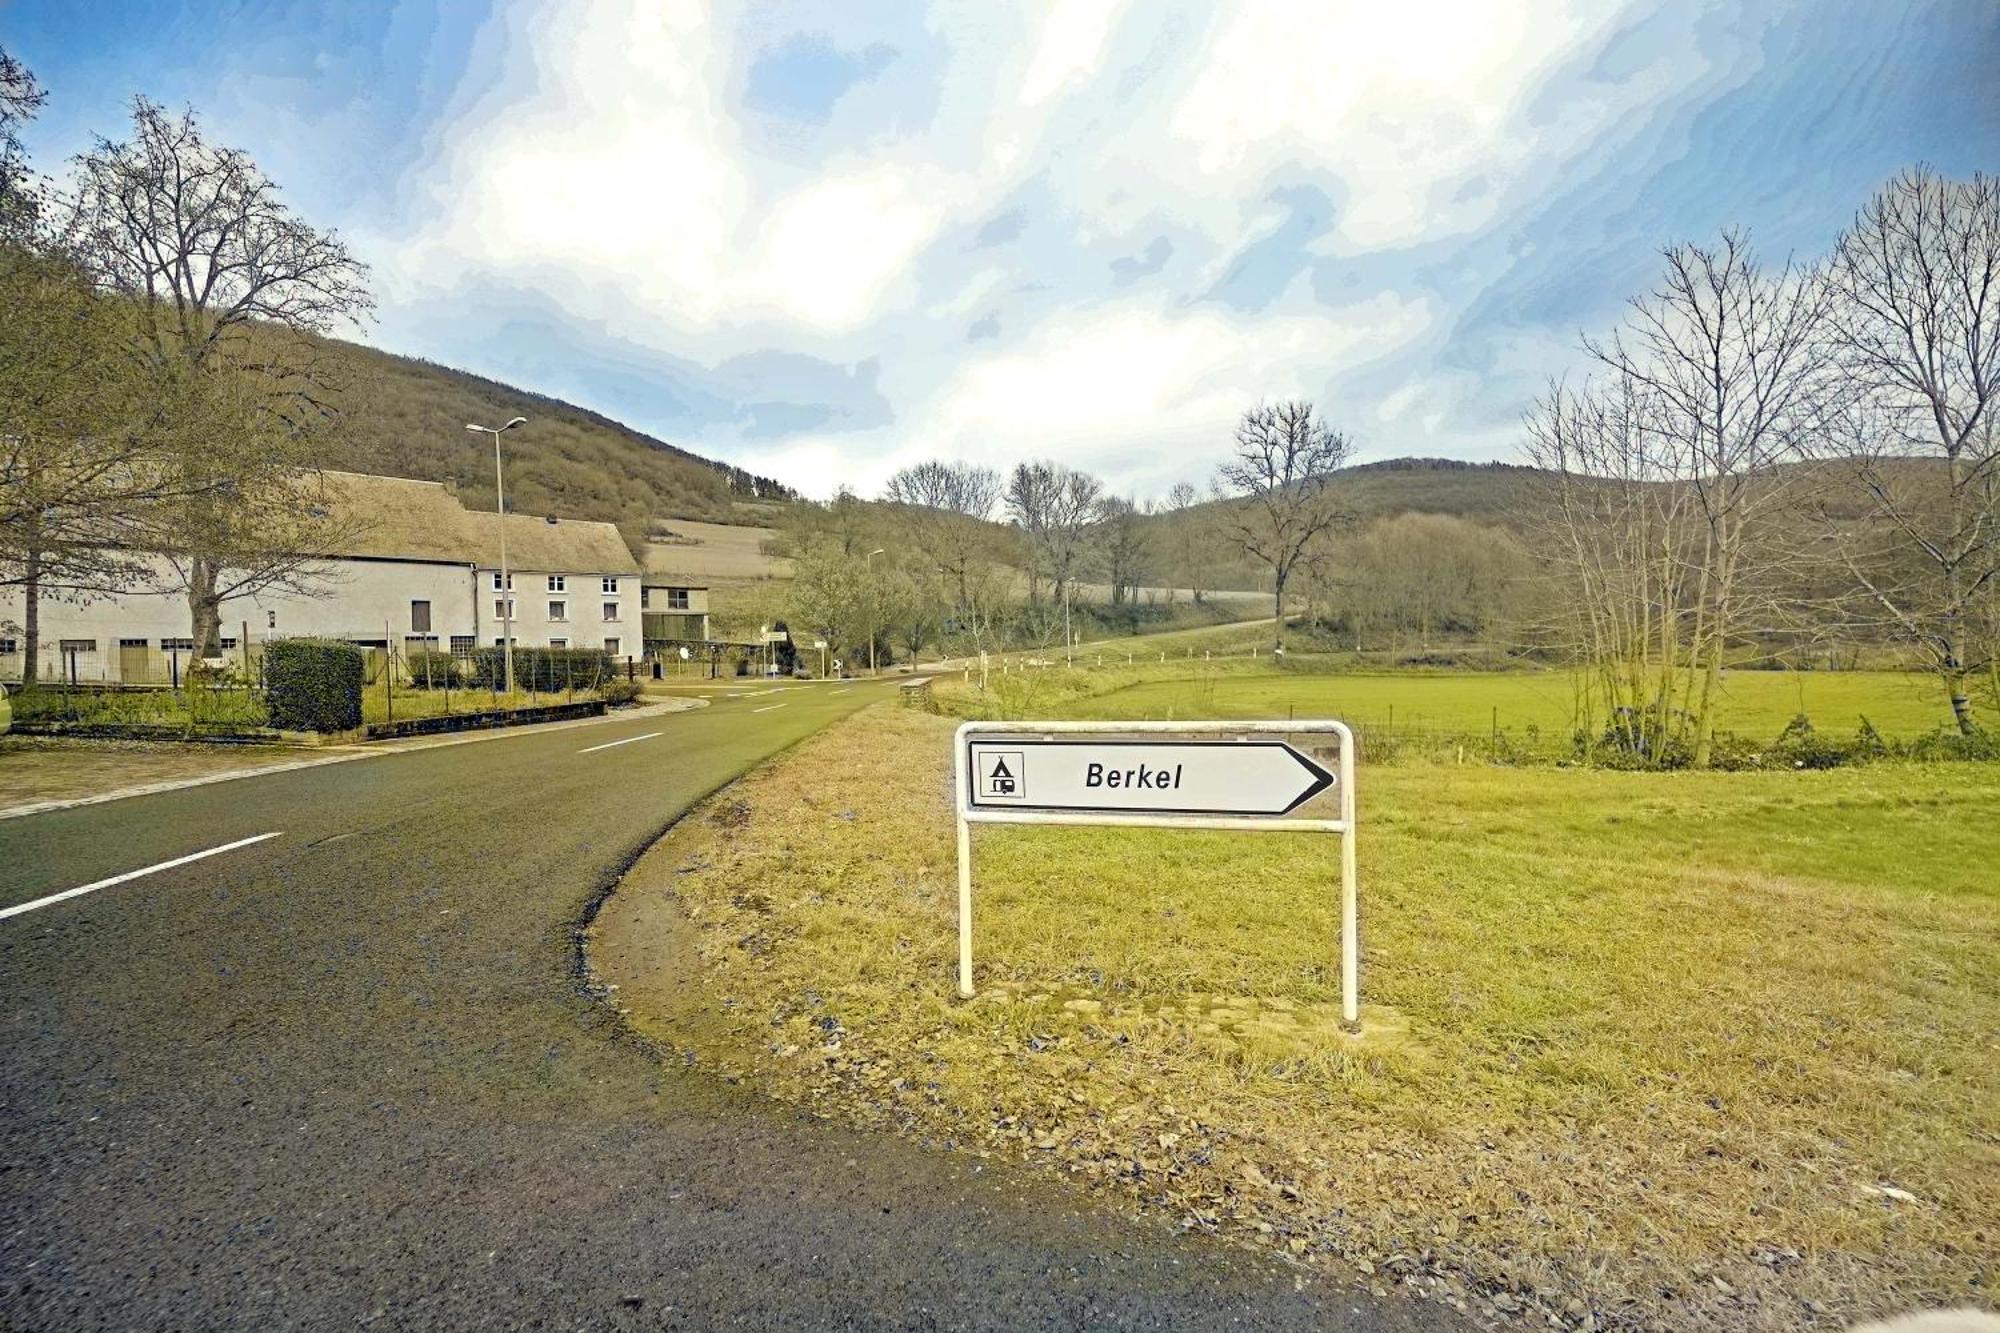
[
  {"xmin": 467, "ymin": 646, "xmax": 614, "ymax": 692},
  {"xmin": 404, "ymin": 649, "xmax": 461, "ymax": 688},
  {"xmin": 263, "ymin": 638, "xmax": 364, "ymax": 732}
]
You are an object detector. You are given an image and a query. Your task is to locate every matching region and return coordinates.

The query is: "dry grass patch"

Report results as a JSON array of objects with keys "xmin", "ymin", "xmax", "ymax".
[
  {"xmin": 592, "ymin": 707, "xmax": 1999, "ymax": 1332},
  {"xmin": 0, "ymin": 735, "xmax": 320, "ymax": 810}
]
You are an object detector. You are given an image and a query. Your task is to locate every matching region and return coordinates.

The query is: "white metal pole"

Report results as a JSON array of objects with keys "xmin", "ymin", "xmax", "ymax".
[
  {"xmin": 1339, "ymin": 722, "xmax": 1359, "ymax": 1026},
  {"xmin": 953, "ymin": 732, "xmax": 975, "ymax": 997},
  {"xmin": 956, "ymin": 814, "xmax": 974, "ymax": 998}
]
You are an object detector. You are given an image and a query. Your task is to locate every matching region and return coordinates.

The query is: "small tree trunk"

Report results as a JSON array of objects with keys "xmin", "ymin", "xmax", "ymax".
[
  {"xmin": 189, "ymin": 557, "xmax": 225, "ymax": 657},
  {"xmin": 21, "ymin": 545, "xmax": 43, "ymax": 686},
  {"xmin": 1944, "ymin": 660, "xmax": 1977, "ymax": 736},
  {"xmin": 1272, "ymin": 567, "xmax": 1288, "ymax": 650}
]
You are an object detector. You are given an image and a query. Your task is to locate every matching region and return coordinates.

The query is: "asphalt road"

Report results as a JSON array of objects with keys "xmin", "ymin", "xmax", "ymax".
[{"xmin": 0, "ymin": 682, "xmax": 1445, "ymax": 1331}]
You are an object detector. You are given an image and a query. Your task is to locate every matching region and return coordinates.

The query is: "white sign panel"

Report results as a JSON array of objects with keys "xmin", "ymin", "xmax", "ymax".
[
  {"xmin": 952, "ymin": 719, "xmax": 1361, "ymax": 1027},
  {"xmin": 965, "ymin": 738, "xmax": 1332, "ymax": 817}
]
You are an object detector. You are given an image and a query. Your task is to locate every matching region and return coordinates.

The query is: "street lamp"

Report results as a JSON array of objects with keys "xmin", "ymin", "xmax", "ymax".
[
  {"xmin": 467, "ymin": 416, "xmax": 527, "ymax": 695},
  {"xmin": 865, "ymin": 547, "xmax": 886, "ymax": 675}
]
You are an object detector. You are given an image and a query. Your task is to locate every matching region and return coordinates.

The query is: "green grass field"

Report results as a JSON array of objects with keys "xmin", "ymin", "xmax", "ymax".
[
  {"xmin": 599, "ymin": 705, "xmax": 1999, "ymax": 1330},
  {"xmin": 968, "ymin": 667, "xmax": 1965, "ymax": 743}
]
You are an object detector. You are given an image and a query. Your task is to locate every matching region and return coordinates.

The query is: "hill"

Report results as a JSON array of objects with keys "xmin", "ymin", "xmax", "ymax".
[
  {"xmin": 1143, "ymin": 457, "xmax": 1555, "ymax": 591},
  {"xmin": 321, "ymin": 340, "xmax": 796, "ymax": 546}
]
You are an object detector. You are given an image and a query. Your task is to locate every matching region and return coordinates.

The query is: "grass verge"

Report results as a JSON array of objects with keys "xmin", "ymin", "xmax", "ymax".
[
  {"xmin": 0, "ymin": 735, "xmax": 319, "ymax": 811},
  {"xmin": 593, "ymin": 705, "xmax": 1997, "ymax": 1332}
]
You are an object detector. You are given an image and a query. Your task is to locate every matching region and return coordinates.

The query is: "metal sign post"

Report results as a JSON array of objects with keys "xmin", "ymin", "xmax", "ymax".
[{"xmin": 953, "ymin": 719, "xmax": 1360, "ymax": 1026}]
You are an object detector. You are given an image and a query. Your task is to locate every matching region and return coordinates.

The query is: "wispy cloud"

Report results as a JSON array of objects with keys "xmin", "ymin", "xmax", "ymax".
[{"xmin": 28, "ymin": 0, "xmax": 1976, "ymax": 499}]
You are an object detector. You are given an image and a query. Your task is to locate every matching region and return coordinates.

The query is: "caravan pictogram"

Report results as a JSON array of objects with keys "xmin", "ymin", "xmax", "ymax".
[{"xmin": 977, "ymin": 750, "xmax": 1025, "ymax": 801}]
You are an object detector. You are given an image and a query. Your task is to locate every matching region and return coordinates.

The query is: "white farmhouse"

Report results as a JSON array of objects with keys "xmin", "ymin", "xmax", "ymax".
[{"xmin": 0, "ymin": 471, "xmax": 644, "ymax": 684}]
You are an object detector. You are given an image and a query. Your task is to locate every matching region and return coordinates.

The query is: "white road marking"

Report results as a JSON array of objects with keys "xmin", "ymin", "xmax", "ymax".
[
  {"xmin": 0, "ymin": 833, "xmax": 284, "ymax": 922},
  {"xmin": 577, "ymin": 731, "xmax": 662, "ymax": 755},
  {"xmin": 831, "ymin": 688, "xmax": 853, "ymax": 695},
  {"xmin": 751, "ymin": 703, "xmax": 787, "ymax": 713}
]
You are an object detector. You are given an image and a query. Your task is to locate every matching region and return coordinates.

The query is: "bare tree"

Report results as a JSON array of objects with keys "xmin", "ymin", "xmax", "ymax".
[
  {"xmin": 1523, "ymin": 377, "xmax": 1709, "ymax": 757},
  {"xmin": 1582, "ymin": 232, "xmax": 1831, "ymax": 765},
  {"xmin": 1093, "ymin": 495, "xmax": 1150, "ymax": 606},
  {"xmin": 0, "ymin": 46, "xmax": 46, "ymax": 237},
  {"xmin": 1162, "ymin": 480, "xmax": 1224, "ymax": 605},
  {"xmin": 1819, "ymin": 167, "xmax": 2000, "ymax": 733},
  {"xmin": 1004, "ymin": 461, "xmax": 1058, "ymax": 606},
  {"xmin": 884, "ymin": 458, "xmax": 1001, "ymax": 624},
  {"xmin": 1217, "ymin": 400, "xmax": 1352, "ymax": 650},
  {"xmin": 1004, "ymin": 460, "xmax": 1102, "ymax": 652},
  {"xmin": 62, "ymin": 98, "xmax": 374, "ymax": 655}
]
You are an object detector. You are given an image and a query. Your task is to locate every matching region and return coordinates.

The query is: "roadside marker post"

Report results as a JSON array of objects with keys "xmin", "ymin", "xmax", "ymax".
[{"xmin": 952, "ymin": 719, "xmax": 1360, "ymax": 1027}]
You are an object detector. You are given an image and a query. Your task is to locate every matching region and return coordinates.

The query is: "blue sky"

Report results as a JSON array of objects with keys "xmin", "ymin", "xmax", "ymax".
[{"xmin": 7, "ymin": 0, "xmax": 1997, "ymax": 499}]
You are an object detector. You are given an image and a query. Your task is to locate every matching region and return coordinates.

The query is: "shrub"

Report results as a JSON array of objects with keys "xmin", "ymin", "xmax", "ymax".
[
  {"xmin": 602, "ymin": 679, "xmax": 642, "ymax": 706},
  {"xmin": 404, "ymin": 649, "xmax": 460, "ymax": 688},
  {"xmin": 264, "ymin": 638, "xmax": 364, "ymax": 732},
  {"xmin": 467, "ymin": 646, "xmax": 614, "ymax": 692}
]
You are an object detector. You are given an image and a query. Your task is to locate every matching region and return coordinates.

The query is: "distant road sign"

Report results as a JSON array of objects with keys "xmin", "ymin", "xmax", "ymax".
[{"xmin": 965, "ymin": 737, "xmax": 1331, "ymax": 817}]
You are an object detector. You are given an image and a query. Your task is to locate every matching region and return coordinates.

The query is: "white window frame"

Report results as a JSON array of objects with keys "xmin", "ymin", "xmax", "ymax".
[
  {"xmin": 547, "ymin": 574, "xmax": 566, "ymax": 592},
  {"xmin": 602, "ymin": 577, "xmax": 620, "ymax": 594},
  {"xmin": 548, "ymin": 600, "xmax": 568, "ymax": 622},
  {"xmin": 602, "ymin": 601, "xmax": 620, "ymax": 622}
]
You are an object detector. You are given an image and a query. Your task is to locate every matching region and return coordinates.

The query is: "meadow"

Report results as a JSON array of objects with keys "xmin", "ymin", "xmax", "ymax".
[
  {"xmin": 597, "ymin": 697, "xmax": 1998, "ymax": 1331},
  {"xmin": 1063, "ymin": 668, "xmax": 1959, "ymax": 742}
]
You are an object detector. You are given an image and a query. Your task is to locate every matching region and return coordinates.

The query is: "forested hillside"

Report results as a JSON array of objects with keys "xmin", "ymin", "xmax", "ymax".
[{"xmin": 324, "ymin": 340, "xmax": 795, "ymax": 545}]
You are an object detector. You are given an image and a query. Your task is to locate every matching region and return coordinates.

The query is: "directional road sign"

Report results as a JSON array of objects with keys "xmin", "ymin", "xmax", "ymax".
[
  {"xmin": 952, "ymin": 719, "xmax": 1361, "ymax": 1026},
  {"xmin": 964, "ymin": 736, "xmax": 1333, "ymax": 817}
]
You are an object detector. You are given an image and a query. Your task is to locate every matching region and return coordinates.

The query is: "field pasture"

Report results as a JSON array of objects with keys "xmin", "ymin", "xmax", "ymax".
[
  {"xmin": 1064, "ymin": 668, "xmax": 1960, "ymax": 743},
  {"xmin": 645, "ymin": 519, "xmax": 791, "ymax": 582}
]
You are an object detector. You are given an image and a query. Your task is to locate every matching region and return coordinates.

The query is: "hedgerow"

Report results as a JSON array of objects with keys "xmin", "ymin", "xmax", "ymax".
[{"xmin": 263, "ymin": 638, "xmax": 364, "ymax": 732}]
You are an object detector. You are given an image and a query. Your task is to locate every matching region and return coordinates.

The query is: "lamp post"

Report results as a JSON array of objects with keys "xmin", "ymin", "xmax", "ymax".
[
  {"xmin": 865, "ymin": 547, "xmax": 885, "ymax": 675},
  {"xmin": 467, "ymin": 417, "xmax": 527, "ymax": 695}
]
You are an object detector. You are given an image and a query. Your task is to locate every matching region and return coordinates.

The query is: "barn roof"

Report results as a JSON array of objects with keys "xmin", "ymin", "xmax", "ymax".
[{"xmin": 316, "ymin": 471, "xmax": 640, "ymax": 574}]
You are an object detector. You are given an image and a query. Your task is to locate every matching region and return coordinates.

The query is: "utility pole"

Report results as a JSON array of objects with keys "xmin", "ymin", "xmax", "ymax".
[{"xmin": 467, "ymin": 417, "xmax": 527, "ymax": 695}]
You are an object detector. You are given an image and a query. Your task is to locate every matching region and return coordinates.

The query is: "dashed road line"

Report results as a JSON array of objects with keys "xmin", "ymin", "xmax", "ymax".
[
  {"xmin": 1, "ymin": 833, "xmax": 284, "ymax": 922},
  {"xmin": 751, "ymin": 703, "xmax": 787, "ymax": 713},
  {"xmin": 578, "ymin": 731, "xmax": 662, "ymax": 755}
]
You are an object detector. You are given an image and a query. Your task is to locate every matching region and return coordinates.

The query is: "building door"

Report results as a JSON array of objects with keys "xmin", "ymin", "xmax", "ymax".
[{"xmin": 118, "ymin": 638, "xmax": 151, "ymax": 683}]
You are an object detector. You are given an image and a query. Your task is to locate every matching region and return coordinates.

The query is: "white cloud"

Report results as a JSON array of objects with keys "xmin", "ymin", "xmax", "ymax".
[
  {"xmin": 1018, "ymin": 0, "xmax": 1129, "ymax": 105},
  {"xmin": 1122, "ymin": 1, "xmax": 1662, "ymax": 253},
  {"xmin": 371, "ymin": 0, "xmax": 1749, "ymax": 495},
  {"xmin": 403, "ymin": 0, "xmax": 954, "ymax": 339}
]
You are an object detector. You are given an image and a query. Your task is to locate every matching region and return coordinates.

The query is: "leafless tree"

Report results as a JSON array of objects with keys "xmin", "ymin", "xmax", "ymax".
[
  {"xmin": 1581, "ymin": 231, "xmax": 1831, "ymax": 765},
  {"xmin": 1217, "ymin": 400, "xmax": 1352, "ymax": 649},
  {"xmin": 884, "ymin": 458, "xmax": 1001, "ymax": 622},
  {"xmin": 1004, "ymin": 460, "xmax": 1058, "ymax": 606},
  {"xmin": 1818, "ymin": 167, "xmax": 2000, "ymax": 733},
  {"xmin": 62, "ymin": 98, "xmax": 374, "ymax": 655},
  {"xmin": 1004, "ymin": 460, "xmax": 1101, "ymax": 650},
  {"xmin": 1523, "ymin": 377, "xmax": 1707, "ymax": 755},
  {"xmin": 0, "ymin": 46, "xmax": 46, "ymax": 237},
  {"xmin": 1093, "ymin": 495, "xmax": 1150, "ymax": 606}
]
